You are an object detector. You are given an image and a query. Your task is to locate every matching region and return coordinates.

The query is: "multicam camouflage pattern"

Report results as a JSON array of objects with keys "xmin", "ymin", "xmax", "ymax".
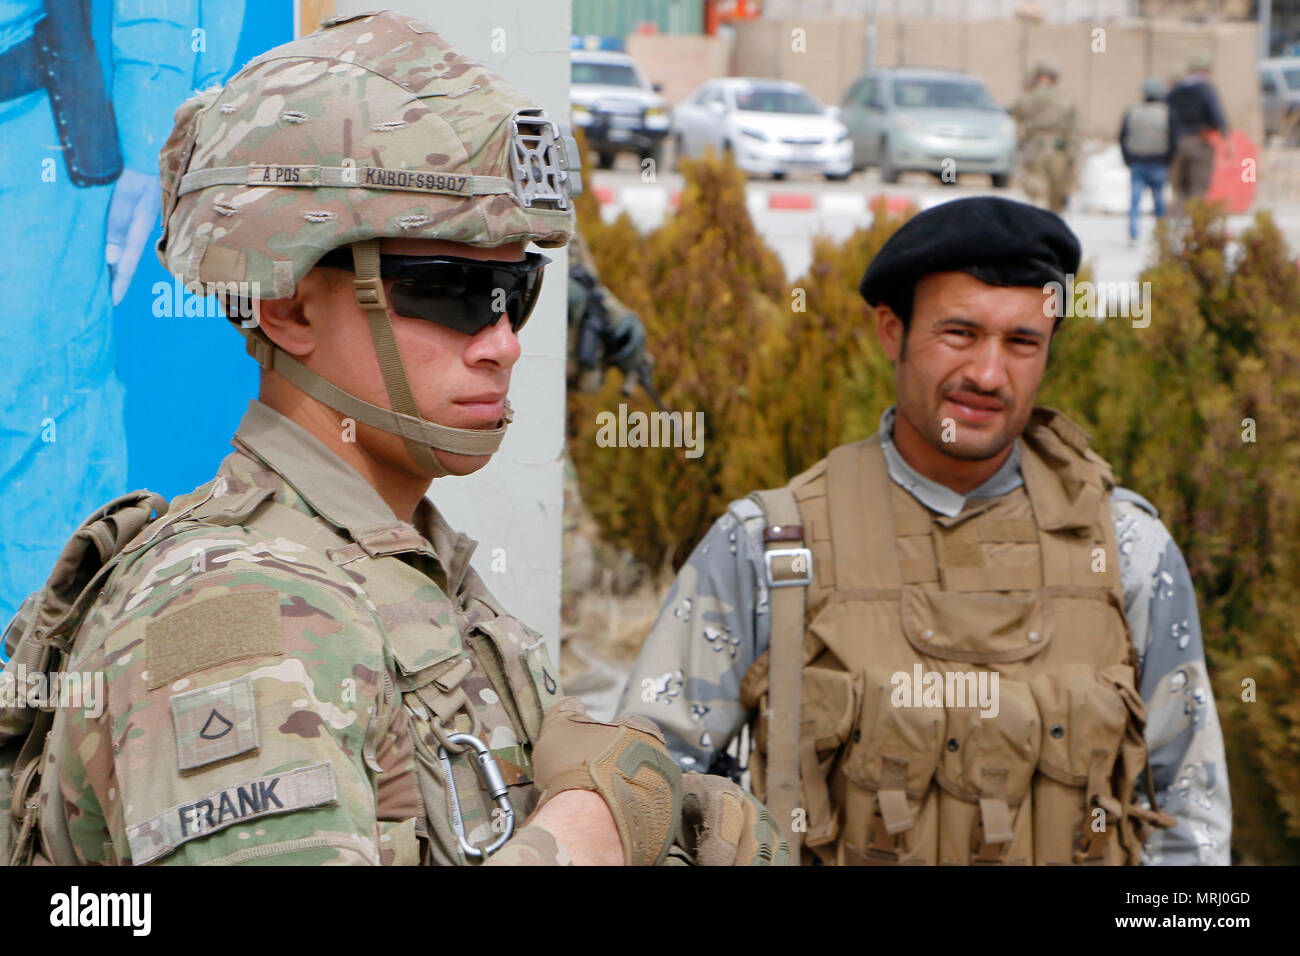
[
  {"xmin": 617, "ymin": 406, "xmax": 1232, "ymax": 865},
  {"xmin": 157, "ymin": 9, "xmax": 576, "ymax": 298},
  {"xmin": 39, "ymin": 400, "xmax": 568, "ymax": 865},
  {"xmin": 1011, "ymin": 84, "xmax": 1080, "ymax": 214}
]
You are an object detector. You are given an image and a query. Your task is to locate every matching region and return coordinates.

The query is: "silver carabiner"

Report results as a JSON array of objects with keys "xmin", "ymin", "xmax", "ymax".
[{"xmin": 437, "ymin": 731, "xmax": 515, "ymax": 860}]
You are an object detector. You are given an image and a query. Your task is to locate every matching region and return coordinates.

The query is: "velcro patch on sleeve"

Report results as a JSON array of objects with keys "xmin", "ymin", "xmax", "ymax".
[
  {"xmin": 146, "ymin": 591, "xmax": 283, "ymax": 689},
  {"xmin": 126, "ymin": 762, "xmax": 338, "ymax": 866},
  {"xmin": 171, "ymin": 676, "xmax": 260, "ymax": 771}
]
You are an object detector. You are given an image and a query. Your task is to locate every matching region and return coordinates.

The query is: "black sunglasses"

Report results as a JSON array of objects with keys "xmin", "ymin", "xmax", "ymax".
[{"xmin": 316, "ymin": 249, "xmax": 551, "ymax": 335}]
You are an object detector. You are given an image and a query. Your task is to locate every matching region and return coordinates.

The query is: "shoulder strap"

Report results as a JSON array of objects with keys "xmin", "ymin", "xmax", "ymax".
[
  {"xmin": 748, "ymin": 486, "xmax": 811, "ymax": 865},
  {"xmin": 825, "ymin": 436, "xmax": 901, "ymax": 591},
  {"xmin": 4, "ymin": 490, "xmax": 169, "ymax": 866}
]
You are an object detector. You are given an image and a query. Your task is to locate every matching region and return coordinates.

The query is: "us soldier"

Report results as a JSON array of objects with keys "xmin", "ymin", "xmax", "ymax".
[
  {"xmin": 0, "ymin": 11, "xmax": 785, "ymax": 867},
  {"xmin": 563, "ymin": 229, "xmax": 661, "ymax": 608},
  {"xmin": 567, "ymin": 230, "xmax": 648, "ymax": 396},
  {"xmin": 618, "ymin": 197, "xmax": 1232, "ymax": 866},
  {"xmin": 1011, "ymin": 60, "xmax": 1079, "ymax": 215}
]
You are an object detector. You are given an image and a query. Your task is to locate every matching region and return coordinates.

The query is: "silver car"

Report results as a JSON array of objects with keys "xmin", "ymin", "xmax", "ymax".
[
  {"xmin": 673, "ymin": 78, "xmax": 853, "ymax": 180},
  {"xmin": 838, "ymin": 68, "xmax": 1016, "ymax": 186}
]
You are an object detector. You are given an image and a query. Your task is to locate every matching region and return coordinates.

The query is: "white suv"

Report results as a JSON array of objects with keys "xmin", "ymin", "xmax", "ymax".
[{"xmin": 571, "ymin": 50, "xmax": 671, "ymax": 168}]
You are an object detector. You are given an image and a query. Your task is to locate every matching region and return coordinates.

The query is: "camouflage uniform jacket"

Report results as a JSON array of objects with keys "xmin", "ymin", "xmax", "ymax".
[
  {"xmin": 43, "ymin": 400, "xmax": 569, "ymax": 865},
  {"xmin": 1012, "ymin": 85, "xmax": 1080, "ymax": 158},
  {"xmin": 618, "ymin": 406, "xmax": 1232, "ymax": 865}
]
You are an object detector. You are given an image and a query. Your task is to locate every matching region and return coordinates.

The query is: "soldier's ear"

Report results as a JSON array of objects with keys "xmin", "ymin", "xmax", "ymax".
[{"xmin": 256, "ymin": 283, "xmax": 316, "ymax": 358}]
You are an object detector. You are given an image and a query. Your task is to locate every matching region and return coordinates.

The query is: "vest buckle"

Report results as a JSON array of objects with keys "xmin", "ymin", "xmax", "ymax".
[
  {"xmin": 970, "ymin": 816, "xmax": 1010, "ymax": 865},
  {"xmin": 1072, "ymin": 824, "xmax": 1108, "ymax": 863},
  {"xmin": 864, "ymin": 811, "xmax": 903, "ymax": 862},
  {"xmin": 765, "ymin": 548, "xmax": 813, "ymax": 588}
]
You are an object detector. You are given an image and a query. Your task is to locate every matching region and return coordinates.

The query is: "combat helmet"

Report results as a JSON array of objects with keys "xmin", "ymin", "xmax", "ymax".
[{"xmin": 156, "ymin": 10, "xmax": 580, "ymax": 476}]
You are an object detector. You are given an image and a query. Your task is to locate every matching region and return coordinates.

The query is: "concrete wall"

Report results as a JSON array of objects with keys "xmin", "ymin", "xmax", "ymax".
[
  {"xmin": 626, "ymin": 33, "xmax": 733, "ymax": 106},
  {"xmin": 336, "ymin": 0, "xmax": 573, "ymax": 659},
  {"xmin": 732, "ymin": 14, "xmax": 1263, "ymax": 141}
]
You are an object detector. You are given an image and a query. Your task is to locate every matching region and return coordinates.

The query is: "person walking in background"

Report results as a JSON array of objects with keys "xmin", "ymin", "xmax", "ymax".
[
  {"xmin": 1120, "ymin": 77, "xmax": 1178, "ymax": 243},
  {"xmin": 1166, "ymin": 52, "xmax": 1229, "ymax": 216}
]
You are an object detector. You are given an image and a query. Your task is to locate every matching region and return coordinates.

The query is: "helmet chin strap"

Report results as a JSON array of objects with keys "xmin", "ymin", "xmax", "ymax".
[{"xmin": 239, "ymin": 239, "xmax": 513, "ymax": 478}]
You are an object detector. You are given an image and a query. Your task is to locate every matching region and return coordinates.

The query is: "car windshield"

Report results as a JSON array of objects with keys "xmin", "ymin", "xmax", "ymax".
[
  {"xmin": 1285, "ymin": 68, "xmax": 1300, "ymax": 90},
  {"xmin": 892, "ymin": 79, "xmax": 998, "ymax": 110},
  {"xmin": 734, "ymin": 87, "xmax": 824, "ymax": 114},
  {"xmin": 572, "ymin": 61, "xmax": 642, "ymax": 88}
]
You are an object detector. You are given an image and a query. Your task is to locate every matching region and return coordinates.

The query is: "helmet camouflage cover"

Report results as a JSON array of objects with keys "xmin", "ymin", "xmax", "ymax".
[
  {"xmin": 154, "ymin": 9, "xmax": 580, "ymax": 478},
  {"xmin": 157, "ymin": 9, "xmax": 577, "ymax": 299}
]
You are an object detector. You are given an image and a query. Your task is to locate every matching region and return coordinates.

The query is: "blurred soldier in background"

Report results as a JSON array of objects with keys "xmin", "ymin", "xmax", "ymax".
[
  {"xmin": 567, "ymin": 230, "xmax": 649, "ymax": 400},
  {"xmin": 1012, "ymin": 60, "xmax": 1080, "ymax": 215},
  {"xmin": 562, "ymin": 231, "xmax": 655, "ymax": 610}
]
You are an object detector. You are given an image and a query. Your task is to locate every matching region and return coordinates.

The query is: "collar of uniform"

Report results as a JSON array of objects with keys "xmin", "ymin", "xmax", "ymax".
[
  {"xmin": 232, "ymin": 399, "xmax": 403, "ymax": 534},
  {"xmin": 879, "ymin": 405, "xmax": 1025, "ymax": 518}
]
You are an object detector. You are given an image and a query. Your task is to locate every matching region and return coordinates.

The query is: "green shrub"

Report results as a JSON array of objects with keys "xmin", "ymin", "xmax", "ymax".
[{"xmin": 1038, "ymin": 202, "xmax": 1300, "ymax": 863}]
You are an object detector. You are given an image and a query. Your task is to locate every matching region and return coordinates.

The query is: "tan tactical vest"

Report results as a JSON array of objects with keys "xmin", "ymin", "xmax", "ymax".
[
  {"xmin": 740, "ymin": 408, "xmax": 1174, "ymax": 865},
  {"xmin": 3, "ymin": 450, "xmax": 559, "ymax": 866}
]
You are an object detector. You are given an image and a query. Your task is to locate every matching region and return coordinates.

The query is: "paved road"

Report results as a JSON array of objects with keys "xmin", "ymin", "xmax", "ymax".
[{"xmin": 590, "ymin": 157, "xmax": 1300, "ymax": 291}]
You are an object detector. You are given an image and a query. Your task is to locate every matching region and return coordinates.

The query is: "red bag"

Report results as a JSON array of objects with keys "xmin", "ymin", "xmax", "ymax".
[{"xmin": 1204, "ymin": 128, "xmax": 1257, "ymax": 214}]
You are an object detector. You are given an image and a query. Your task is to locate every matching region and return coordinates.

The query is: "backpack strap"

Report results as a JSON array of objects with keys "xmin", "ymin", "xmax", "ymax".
[
  {"xmin": 5, "ymin": 490, "xmax": 169, "ymax": 866},
  {"xmin": 748, "ymin": 486, "xmax": 812, "ymax": 864}
]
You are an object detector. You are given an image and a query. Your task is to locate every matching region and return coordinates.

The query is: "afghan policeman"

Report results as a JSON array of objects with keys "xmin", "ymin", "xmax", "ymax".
[
  {"xmin": 0, "ymin": 10, "xmax": 786, "ymax": 867},
  {"xmin": 618, "ymin": 196, "xmax": 1232, "ymax": 866}
]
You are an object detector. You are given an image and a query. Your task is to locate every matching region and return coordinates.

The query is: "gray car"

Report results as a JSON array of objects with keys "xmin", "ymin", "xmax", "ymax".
[
  {"xmin": 838, "ymin": 67, "xmax": 1016, "ymax": 186},
  {"xmin": 1260, "ymin": 57, "xmax": 1300, "ymax": 142}
]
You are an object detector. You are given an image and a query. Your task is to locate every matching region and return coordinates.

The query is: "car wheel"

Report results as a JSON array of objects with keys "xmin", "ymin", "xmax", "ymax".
[
  {"xmin": 991, "ymin": 172, "xmax": 1011, "ymax": 188},
  {"xmin": 772, "ymin": 171, "xmax": 787, "ymax": 181},
  {"xmin": 825, "ymin": 171, "xmax": 851, "ymax": 181},
  {"xmin": 596, "ymin": 150, "xmax": 616, "ymax": 170},
  {"xmin": 641, "ymin": 143, "xmax": 663, "ymax": 170},
  {"xmin": 879, "ymin": 143, "xmax": 901, "ymax": 184}
]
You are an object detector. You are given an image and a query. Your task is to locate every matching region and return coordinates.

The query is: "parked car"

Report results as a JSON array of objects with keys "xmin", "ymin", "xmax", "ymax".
[
  {"xmin": 570, "ymin": 50, "xmax": 671, "ymax": 168},
  {"xmin": 838, "ymin": 67, "xmax": 1016, "ymax": 186},
  {"xmin": 1260, "ymin": 57, "xmax": 1300, "ymax": 142},
  {"xmin": 672, "ymin": 77, "xmax": 853, "ymax": 180}
]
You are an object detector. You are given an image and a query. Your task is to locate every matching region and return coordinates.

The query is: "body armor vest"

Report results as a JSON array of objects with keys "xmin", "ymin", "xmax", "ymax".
[
  {"xmin": 1123, "ymin": 102, "xmax": 1172, "ymax": 158},
  {"xmin": 741, "ymin": 408, "xmax": 1173, "ymax": 865}
]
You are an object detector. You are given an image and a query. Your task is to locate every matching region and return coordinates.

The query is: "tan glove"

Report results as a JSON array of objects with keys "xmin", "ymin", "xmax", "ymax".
[
  {"xmin": 677, "ymin": 772, "xmax": 791, "ymax": 866},
  {"xmin": 531, "ymin": 697, "xmax": 682, "ymax": 866}
]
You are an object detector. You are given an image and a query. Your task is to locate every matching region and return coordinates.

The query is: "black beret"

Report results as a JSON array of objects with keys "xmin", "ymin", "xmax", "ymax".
[{"xmin": 859, "ymin": 197, "xmax": 1082, "ymax": 307}]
